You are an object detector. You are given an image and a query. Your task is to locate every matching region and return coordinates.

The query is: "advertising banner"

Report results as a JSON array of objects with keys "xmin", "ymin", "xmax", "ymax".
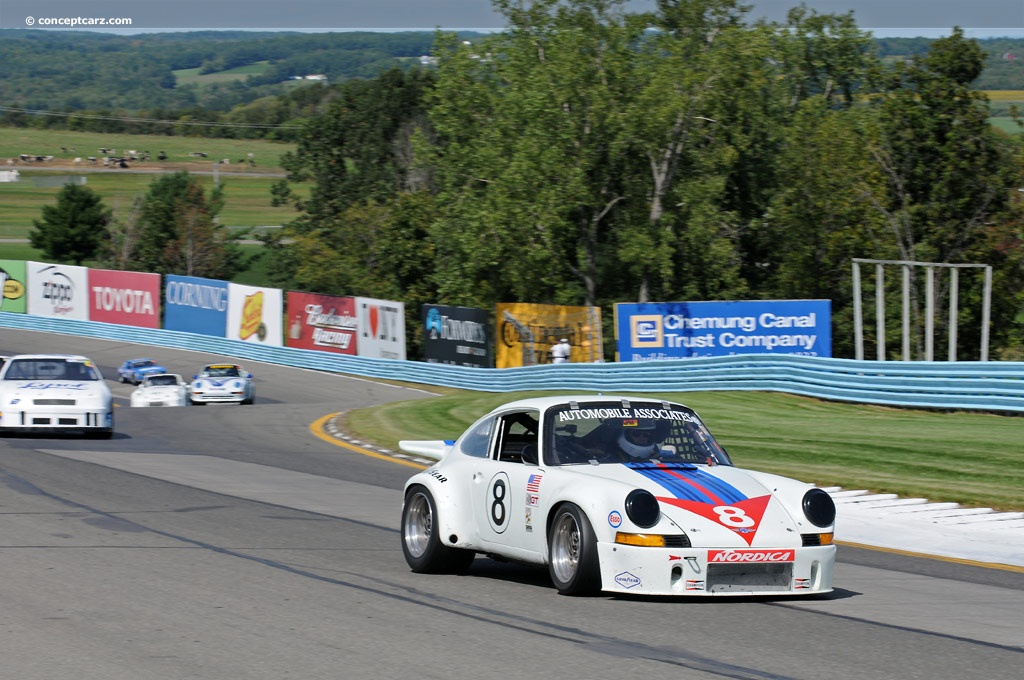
[
  {"xmin": 615, "ymin": 299, "xmax": 832, "ymax": 361},
  {"xmin": 355, "ymin": 296, "xmax": 406, "ymax": 360},
  {"xmin": 422, "ymin": 304, "xmax": 491, "ymax": 367},
  {"xmin": 164, "ymin": 274, "xmax": 228, "ymax": 336},
  {"xmin": 496, "ymin": 302, "xmax": 603, "ymax": 368},
  {"xmin": 227, "ymin": 283, "xmax": 283, "ymax": 346},
  {"xmin": 286, "ymin": 291, "xmax": 357, "ymax": 355},
  {"xmin": 87, "ymin": 269, "xmax": 161, "ymax": 328},
  {"xmin": 0, "ymin": 260, "xmax": 28, "ymax": 313},
  {"xmin": 27, "ymin": 261, "xmax": 89, "ymax": 320}
]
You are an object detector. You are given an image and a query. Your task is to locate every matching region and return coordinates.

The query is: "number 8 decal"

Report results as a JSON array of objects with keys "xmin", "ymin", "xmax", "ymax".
[
  {"xmin": 487, "ymin": 472, "xmax": 510, "ymax": 533},
  {"xmin": 713, "ymin": 505, "xmax": 755, "ymax": 528}
]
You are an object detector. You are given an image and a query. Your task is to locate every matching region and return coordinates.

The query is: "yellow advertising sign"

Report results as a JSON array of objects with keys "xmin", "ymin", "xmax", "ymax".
[{"xmin": 495, "ymin": 302, "xmax": 603, "ymax": 368}]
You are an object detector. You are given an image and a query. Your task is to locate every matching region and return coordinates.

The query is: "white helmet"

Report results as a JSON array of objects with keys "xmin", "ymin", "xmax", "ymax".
[{"xmin": 618, "ymin": 420, "xmax": 659, "ymax": 458}]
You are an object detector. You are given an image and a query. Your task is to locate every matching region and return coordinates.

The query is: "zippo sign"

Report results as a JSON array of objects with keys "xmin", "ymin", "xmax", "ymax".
[
  {"xmin": 88, "ymin": 269, "xmax": 160, "ymax": 328},
  {"xmin": 285, "ymin": 291, "xmax": 357, "ymax": 355},
  {"xmin": 356, "ymin": 296, "xmax": 406, "ymax": 360},
  {"xmin": 615, "ymin": 300, "xmax": 831, "ymax": 360},
  {"xmin": 27, "ymin": 261, "xmax": 89, "ymax": 320}
]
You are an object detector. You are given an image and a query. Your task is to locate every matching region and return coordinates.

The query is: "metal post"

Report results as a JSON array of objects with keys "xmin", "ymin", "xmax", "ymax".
[
  {"xmin": 852, "ymin": 262, "xmax": 863, "ymax": 361},
  {"xmin": 925, "ymin": 266, "xmax": 934, "ymax": 362},
  {"xmin": 981, "ymin": 266, "xmax": 992, "ymax": 361},
  {"xmin": 876, "ymin": 264, "xmax": 886, "ymax": 361},
  {"xmin": 902, "ymin": 264, "xmax": 911, "ymax": 361},
  {"xmin": 948, "ymin": 268, "xmax": 958, "ymax": 361}
]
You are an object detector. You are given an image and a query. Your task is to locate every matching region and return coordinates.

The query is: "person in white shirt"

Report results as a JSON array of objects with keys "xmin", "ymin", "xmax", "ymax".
[{"xmin": 550, "ymin": 338, "xmax": 571, "ymax": 364}]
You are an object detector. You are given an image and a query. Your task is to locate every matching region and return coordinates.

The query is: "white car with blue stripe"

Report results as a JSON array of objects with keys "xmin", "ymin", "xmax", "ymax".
[
  {"xmin": 0, "ymin": 354, "xmax": 114, "ymax": 439},
  {"xmin": 399, "ymin": 395, "xmax": 836, "ymax": 597},
  {"xmin": 188, "ymin": 363, "xmax": 255, "ymax": 405}
]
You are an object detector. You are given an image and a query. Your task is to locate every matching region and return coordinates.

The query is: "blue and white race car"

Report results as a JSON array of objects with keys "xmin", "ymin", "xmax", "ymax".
[
  {"xmin": 0, "ymin": 354, "xmax": 114, "ymax": 439},
  {"xmin": 117, "ymin": 358, "xmax": 167, "ymax": 385},
  {"xmin": 400, "ymin": 395, "xmax": 836, "ymax": 597},
  {"xmin": 188, "ymin": 363, "xmax": 255, "ymax": 405}
]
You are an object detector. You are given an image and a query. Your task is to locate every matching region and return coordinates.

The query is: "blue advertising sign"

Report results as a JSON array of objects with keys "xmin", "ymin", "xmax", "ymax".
[
  {"xmin": 163, "ymin": 274, "xmax": 229, "ymax": 336},
  {"xmin": 615, "ymin": 300, "xmax": 831, "ymax": 361}
]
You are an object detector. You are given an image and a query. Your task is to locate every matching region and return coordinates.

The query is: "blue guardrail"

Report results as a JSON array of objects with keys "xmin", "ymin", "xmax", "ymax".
[{"xmin": 3, "ymin": 313, "xmax": 1023, "ymax": 413}]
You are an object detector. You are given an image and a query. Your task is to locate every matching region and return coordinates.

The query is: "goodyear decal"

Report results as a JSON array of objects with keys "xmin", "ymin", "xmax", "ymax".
[{"xmin": 624, "ymin": 461, "xmax": 747, "ymax": 505}]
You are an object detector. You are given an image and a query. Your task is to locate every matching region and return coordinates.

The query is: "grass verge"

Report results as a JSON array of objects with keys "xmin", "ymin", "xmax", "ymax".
[{"xmin": 344, "ymin": 388, "xmax": 1024, "ymax": 512}]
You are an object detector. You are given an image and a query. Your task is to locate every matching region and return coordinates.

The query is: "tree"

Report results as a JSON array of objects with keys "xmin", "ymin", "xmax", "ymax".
[
  {"xmin": 131, "ymin": 171, "xmax": 245, "ymax": 279},
  {"xmin": 29, "ymin": 183, "xmax": 112, "ymax": 265}
]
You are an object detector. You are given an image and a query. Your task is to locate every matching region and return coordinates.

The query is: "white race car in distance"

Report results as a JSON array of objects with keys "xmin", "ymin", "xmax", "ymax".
[
  {"xmin": 0, "ymin": 354, "xmax": 114, "ymax": 439},
  {"xmin": 130, "ymin": 373, "xmax": 189, "ymax": 407},
  {"xmin": 188, "ymin": 363, "xmax": 255, "ymax": 405},
  {"xmin": 400, "ymin": 395, "xmax": 836, "ymax": 597}
]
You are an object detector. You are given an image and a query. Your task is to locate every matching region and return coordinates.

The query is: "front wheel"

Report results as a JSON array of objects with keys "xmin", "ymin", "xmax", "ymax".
[
  {"xmin": 401, "ymin": 486, "xmax": 475, "ymax": 574},
  {"xmin": 548, "ymin": 503, "xmax": 601, "ymax": 595}
]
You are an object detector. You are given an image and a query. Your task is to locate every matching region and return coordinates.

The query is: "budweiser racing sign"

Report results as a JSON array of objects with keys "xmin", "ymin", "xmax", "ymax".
[{"xmin": 708, "ymin": 549, "xmax": 795, "ymax": 563}]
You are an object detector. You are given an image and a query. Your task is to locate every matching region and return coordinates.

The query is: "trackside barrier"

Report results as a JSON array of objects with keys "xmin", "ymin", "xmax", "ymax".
[{"xmin": 3, "ymin": 313, "xmax": 1023, "ymax": 413}]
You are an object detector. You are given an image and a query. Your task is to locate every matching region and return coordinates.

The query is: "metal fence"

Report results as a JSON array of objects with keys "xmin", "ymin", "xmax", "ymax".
[{"xmin": 3, "ymin": 312, "xmax": 1023, "ymax": 413}]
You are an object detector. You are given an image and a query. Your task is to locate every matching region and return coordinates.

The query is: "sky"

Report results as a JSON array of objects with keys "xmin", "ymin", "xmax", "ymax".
[{"xmin": 1, "ymin": 1, "xmax": 1022, "ymax": 38}]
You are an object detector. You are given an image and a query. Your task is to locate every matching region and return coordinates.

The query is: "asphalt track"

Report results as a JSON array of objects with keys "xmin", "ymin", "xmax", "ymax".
[{"xmin": 1, "ymin": 328, "xmax": 1021, "ymax": 679}]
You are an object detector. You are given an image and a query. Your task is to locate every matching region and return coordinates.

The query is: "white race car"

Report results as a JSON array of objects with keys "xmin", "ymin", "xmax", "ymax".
[
  {"xmin": 130, "ymin": 373, "xmax": 189, "ymax": 408},
  {"xmin": 0, "ymin": 354, "xmax": 114, "ymax": 439},
  {"xmin": 400, "ymin": 395, "xmax": 836, "ymax": 597},
  {"xmin": 188, "ymin": 363, "xmax": 255, "ymax": 405}
]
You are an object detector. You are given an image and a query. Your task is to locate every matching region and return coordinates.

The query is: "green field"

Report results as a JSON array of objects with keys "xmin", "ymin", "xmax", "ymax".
[
  {"xmin": 344, "ymin": 389, "xmax": 1024, "ymax": 512},
  {"xmin": 0, "ymin": 128, "xmax": 295, "ymax": 171},
  {"xmin": 173, "ymin": 62, "xmax": 272, "ymax": 86},
  {"xmin": 0, "ymin": 171, "xmax": 304, "ymax": 237}
]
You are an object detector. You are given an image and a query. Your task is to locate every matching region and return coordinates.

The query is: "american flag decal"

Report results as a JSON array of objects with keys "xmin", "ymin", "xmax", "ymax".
[{"xmin": 526, "ymin": 474, "xmax": 543, "ymax": 492}]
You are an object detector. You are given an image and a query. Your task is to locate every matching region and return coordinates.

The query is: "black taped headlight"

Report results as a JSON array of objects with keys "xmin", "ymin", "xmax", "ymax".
[
  {"xmin": 625, "ymin": 489, "xmax": 660, "ymax": 528},
  {"xmin": 803, "ymin": 488, "xmax": 836, "ymax": 528}
]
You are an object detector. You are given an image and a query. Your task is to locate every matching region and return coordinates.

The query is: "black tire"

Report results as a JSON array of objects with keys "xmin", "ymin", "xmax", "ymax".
[
  {"xmin": 401, "ymin": 486, "xmax": 475, "ymax": 574},
  {"xmin": 548, "ymin": 503, "xmax": 602, "ymax": 595}
]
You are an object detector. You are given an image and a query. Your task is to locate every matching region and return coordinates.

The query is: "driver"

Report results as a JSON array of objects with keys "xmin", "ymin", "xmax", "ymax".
[{"xmin": 616, "ymin": 419, "xmax": 662, "ymax": 460}]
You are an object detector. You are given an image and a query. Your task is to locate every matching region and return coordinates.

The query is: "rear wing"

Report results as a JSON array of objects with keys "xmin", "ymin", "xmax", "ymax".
[{"xmin": 398, "ymin": 439, "xmax": 455, "ymax": 461}]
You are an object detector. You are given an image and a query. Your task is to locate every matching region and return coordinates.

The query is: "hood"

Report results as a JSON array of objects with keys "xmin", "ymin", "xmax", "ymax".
[
  {"xmin": 565, "ymin": 461, "xmax": 808, "ymax": 546},
  {"xmin": 3, "ymin": 380, "xmax": 108, "ymax": 401}
]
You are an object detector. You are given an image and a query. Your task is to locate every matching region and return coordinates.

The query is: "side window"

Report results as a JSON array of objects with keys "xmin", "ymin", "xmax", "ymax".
[
  {"xmin": 495, "ymin": 411, "xmax": 540, "ymax": 464},
  {"xmin": 458, "ymin": 415, "xmax": 496, "ymax": 458}
]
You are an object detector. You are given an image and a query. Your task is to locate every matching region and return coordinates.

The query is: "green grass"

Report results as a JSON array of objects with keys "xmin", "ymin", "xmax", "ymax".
[
  {"xmin": 0, "ymin": 127, "xmax": 295, "ymax": 171},
  {"xmin": 173, "ymin": 62, "xmax": 272, "ymax": 86},
  {"xmin": 991, "ymin": 117, "xmax": 1023, "ymax": 135},
  {"xmin": 344, "ymin": 389, "xmax": 1024, "ymax": 512},
  {"xmin": 0, "ymin": 172, "xmax": 304, "ymax": 237}
]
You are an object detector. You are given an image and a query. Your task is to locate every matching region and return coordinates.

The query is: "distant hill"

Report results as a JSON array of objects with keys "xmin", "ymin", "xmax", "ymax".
[
  {"xmin": 1, "ymin": 29, "xmax": 1021, "ymax": 124},
  {"xmin": 0, "ymin": 29, "xmax": 483, "ymax": 113}
]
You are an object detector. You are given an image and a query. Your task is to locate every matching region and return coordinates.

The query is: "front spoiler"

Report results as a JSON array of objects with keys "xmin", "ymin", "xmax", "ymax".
[{"xmin": 597, "ymin": 543, "xmax": 836, "ymax": 596}]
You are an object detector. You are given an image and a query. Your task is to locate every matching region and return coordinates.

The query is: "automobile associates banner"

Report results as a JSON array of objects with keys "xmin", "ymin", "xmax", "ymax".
[{"xmin": 615, "ymin": 299, "xmax": 832, "ymax": 361}]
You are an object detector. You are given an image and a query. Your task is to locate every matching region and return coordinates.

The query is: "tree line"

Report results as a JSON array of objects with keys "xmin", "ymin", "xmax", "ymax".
[{"xmin": 29, "ymin": 1, "xmax": 1024, "ymax": 361}]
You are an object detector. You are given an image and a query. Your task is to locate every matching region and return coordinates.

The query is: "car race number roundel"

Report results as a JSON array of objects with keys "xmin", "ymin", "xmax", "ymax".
[{"xmin": 487, "ymin": 472, "xmax": 510, "ymax": 534}]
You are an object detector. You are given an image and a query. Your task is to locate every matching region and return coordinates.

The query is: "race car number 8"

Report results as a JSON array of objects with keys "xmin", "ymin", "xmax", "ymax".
[
  {"xmin": 713, "ymin": 505, "xmax": 755, "ymax": 528},
  {"xmin": 487, "ymin": 472, "xmax": 510, "ymax": 534}
]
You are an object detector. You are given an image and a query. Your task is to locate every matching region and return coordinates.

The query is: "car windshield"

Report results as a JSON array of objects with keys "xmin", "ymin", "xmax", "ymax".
[
  {"xmin": 3, "ymin": 358, "xmax": 101, "ymax": 381},
  {"xmin": 134, "ymin": 360, "xmax": 157, "ymax": 369},
  {"xmin": 204, "ymin": 366, "xmax": 241, "ymax": 377},
  {"xmin": 543, "ymin": 400, "xmax": 732, "ymax": 466},
  {"xmin": 146, "ymin": 375, "xmax": 179, "ymax": 386}
]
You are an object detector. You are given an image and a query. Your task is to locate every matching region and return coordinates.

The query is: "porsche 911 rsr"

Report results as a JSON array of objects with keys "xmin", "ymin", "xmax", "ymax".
[
  {"xmin": 188, "ymin": 363, "xmax": 255, "ymax": 405},
  {"xmin": 0, "ymin": 354, "xmax": 114, "ymax": 439},
  {"xmin": 400, "ymin": 395, "xmax": 836, "ymax": 597}
]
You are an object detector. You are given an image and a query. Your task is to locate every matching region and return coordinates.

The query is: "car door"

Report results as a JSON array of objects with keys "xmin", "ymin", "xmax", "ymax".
[{"xmin": 471, "ymin": 408, "xmax": 547, "ymax": 560}]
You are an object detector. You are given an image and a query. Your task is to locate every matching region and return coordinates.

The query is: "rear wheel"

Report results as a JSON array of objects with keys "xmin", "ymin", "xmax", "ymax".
[
  {"xmin": 548, "ymin": 503, "xmax": 601, "ymax": 595},
  {"xmin": 401, "ymin": 486, "xmax": 475, "ymax": 574}
]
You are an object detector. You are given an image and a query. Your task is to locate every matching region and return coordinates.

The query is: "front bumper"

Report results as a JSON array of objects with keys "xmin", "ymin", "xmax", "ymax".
[
  {"xmin": 0, "ymin": 407, "xmax": 113, "ymax": 433},
  {"xmin": 597, "ymin": 543, "xmax": 836, "ymax": 596}
]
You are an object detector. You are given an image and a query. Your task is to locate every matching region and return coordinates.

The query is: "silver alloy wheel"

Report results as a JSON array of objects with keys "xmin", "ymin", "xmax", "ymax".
[
  {"xmin": 549, "ymin": 511, "xmax": 581, "ymax": 583},
  {"xmin": 404, "ymin": 491, "xmax": 432, "ymax": 558}
]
